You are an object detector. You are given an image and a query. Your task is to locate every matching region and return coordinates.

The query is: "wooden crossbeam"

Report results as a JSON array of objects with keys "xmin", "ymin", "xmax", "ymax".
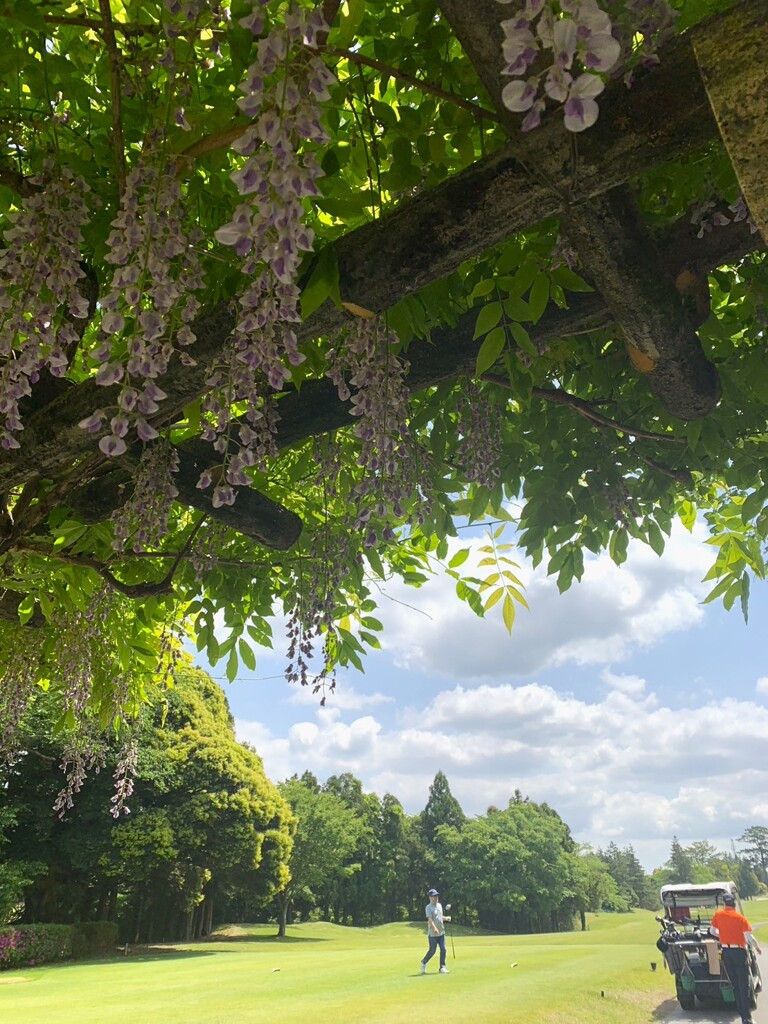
[
  {"xmin": 0, "ymin": 16, "xmax": 725, "ymax": 494},
  {"xmin": 437, "ymin": 0, "xmax": 726, "ymax": 420},
  {"xmin": 62, "ymin": 215, "xmax": 760, "ymax": 545},
  {"xmin": 692, "ymin": 0, "xmax": 768, "ymax": 242}
]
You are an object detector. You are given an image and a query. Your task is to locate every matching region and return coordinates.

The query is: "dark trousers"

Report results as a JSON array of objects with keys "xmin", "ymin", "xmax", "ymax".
[
  {"xmin": 422, "ymin": 934, "xmax": 446, "ymax": 968},
  {"xmin": 722, "ymin": 946, "xmax": 752, "ymax": 1022}
]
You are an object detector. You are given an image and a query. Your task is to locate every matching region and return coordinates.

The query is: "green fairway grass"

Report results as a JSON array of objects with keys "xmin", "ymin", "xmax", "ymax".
[{"xmin": 2, "ymin": 908, "xmax": 764, "ymax": 1024}]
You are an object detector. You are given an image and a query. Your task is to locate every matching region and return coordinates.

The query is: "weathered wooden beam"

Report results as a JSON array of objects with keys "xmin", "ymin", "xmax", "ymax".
[
  {"xmin": 66, "ymin": 213, "xmax": 761, "ymax": 542},
  {"xmin": 68, "ymin": 462, "xmax": 303, "ymax": 550},
  {"xmin": 691, "ymin": 0, "xmax": 768, "ymax": 242},
  {"xmin": 561, "ymin": 188, "xmax": 720, "ymax": 419},
  {"xmin": 437, "ymin": 0, "xmax": 730, "ymax": 420},
  {"xmin": 0, "ymin": 15, "xmax": 725, "ymax": 493}
]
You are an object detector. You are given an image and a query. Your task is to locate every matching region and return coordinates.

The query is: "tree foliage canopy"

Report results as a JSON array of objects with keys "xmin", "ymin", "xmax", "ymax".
[
  {"xmin": 1, "ymin": 0, "xmax": 767, "ymax": 759},
  {"xmin": 0, "ymin": 665, "xmax": 293, "ymax": 941}
]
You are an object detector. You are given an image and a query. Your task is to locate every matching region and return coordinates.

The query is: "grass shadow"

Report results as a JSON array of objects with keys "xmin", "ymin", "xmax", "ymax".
[
  {"xmin": 206, "ymin": 933, "xmax": 328, "ymax": 945},
  {"xmin": 650, "ymin": 996, "xmax": 740, "ymax": 1021}
]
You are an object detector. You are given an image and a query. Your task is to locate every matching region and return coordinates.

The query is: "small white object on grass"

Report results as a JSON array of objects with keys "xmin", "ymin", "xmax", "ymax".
[
  {"xmin": 510, "ymin": 963, "xmax": 518, "ymax": 968},
  {"xmin": 272, "ymin": 968, "xmax": 280, "ymax": 972}
]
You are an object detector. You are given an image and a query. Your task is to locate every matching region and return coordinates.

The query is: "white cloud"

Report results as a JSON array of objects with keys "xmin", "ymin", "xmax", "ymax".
[
  {"xmin": 374, "ymin": 522, "xmax": 711, "ymax": 680},
  {"xmin": 287, "ymin": 682, "xmax": 395, "ymax": 711},
  {"xmin": 235, "ymin": 672, "xmax": 768, "ymax": 870},
  {"xmin": 227, "ymin": 524, "xmax": 764, "ymax": 871}
]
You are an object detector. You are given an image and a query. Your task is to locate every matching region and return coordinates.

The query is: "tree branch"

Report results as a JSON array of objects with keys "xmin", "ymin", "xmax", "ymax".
[
  {"xmin": 19, "ymin": 546, "xmax": 176, "ymax": 599},
  {"xmin": 529, "ymin": 384, "xmax": 685, "ymax": 443},
  {"xmin": 327, "ymin": 46, "xmax": 501, "ymax": 123}
]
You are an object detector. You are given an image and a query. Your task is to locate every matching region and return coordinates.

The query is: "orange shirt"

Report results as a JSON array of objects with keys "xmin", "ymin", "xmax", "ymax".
[{"xmin": 711, "ymin": 906, "xmax": 752, "ymax": 947}]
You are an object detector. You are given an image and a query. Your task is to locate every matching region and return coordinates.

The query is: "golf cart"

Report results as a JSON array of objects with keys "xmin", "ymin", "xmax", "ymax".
[{"xmin": 656, "ymin": 881, "xmax": 762, "ymax": 1012}]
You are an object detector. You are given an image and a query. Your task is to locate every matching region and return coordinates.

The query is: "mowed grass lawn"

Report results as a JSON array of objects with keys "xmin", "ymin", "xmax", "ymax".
[{"xmin": 2, "ymin": 906, "xmax": 766, "ymax": 1024}]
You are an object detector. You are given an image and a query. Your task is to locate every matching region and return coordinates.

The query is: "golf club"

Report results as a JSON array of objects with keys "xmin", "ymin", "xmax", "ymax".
[{"xmin": 445, "ymin": 903, "xmax": 456, "ymax": 959}]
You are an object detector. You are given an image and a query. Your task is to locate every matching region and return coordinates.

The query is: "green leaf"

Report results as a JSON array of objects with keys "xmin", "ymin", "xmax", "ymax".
[
  {"xmin": 8, "ymin": 0, "xmax": 47, "ymax": 31},
  {"xmin": 473, "ymin": 301, "xmax": 503, "ymax": 340},
  {"xmin": 647, "ymin": 520, "xmax": 665, "ymax": 556},
  {"xmin": 508, "ymin": 321, "xmax": 537, "ymax": 358},
  {"xmin": 226, "ymin": 646, "xmax": 239, "ymax": 683},
  {"xmin": 475, "ymin": 326, "xmax": 506, "ymax": 376},
  {"xmin": 550, "ymin": 266, "xmax": 593, "ymax": 293},
  {"xmin": 528, "ymin": 275, "xmax": 550, "ymax": 324},
  {"xmin": 334, "ymin": 0, "xmax": 366, "ymax": 48},
  {"xmin": 17, "ymin": 594, "xmax": 35, "ymax": 625},
  {"xmin": 238, "ymin": 638, "xmax": 256, "ymax": 671},
  {"xmin": 741, "ymin": 487, "xmax": 767, "ymax": 523},
  {"xmin": 740, "ymin": 571, "xmax": 750, "ymax": 623},
  {"xmin": 448, "ymin": 548, "xmax": 470, "ymax": 568},
  {"xmin": 502, "ymin": 592, "xmax": 515, "ymax": 632},
  {"xmin": 609, "ymin": 528, "xmax": 629, "ymax": 566},
  {"xmin": 301, "ymin": 245, "xmax": 341, "ymax": 319}
]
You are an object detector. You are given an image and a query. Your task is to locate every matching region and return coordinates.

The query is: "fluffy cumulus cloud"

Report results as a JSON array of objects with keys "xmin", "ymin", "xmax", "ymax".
[
  {"xmin": 375, "ymin": 521, "xmax": 712, "ymax": 679},
  {"xmin": 236, "ymin": 673, "xmax": 768, "ymax": 869},
  {"xmin": 230, "ymin": 524, "xmax": 767, "ymax": 869}
]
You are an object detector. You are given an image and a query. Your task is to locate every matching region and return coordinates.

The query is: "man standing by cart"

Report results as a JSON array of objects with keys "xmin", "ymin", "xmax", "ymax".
[{"xmin": 710, "ymin": 892, "xmax": 763, "ymax": 1024}]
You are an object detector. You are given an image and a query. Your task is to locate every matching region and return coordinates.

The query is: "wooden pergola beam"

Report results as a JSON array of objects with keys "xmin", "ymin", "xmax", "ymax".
[
  {"xmin": 0, "ymin": 14, "xmax": 726, "ymax": 493},
  {"xmin": 437, "ymin": 0, "xmax": 731, "ymax": 420},
  {"xmin": 692, "ymin": 0, "xmax": 768, "ymax": 242}
]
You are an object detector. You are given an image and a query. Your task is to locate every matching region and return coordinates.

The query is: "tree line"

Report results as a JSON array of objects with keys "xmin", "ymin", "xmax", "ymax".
[{"xmin": 1, "ymin": 667, "xmax": 764, "ymax": 943}]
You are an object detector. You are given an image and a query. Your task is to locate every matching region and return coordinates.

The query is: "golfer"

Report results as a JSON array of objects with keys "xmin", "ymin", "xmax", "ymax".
[
  {"xmin": 420, "ymin": 888, "xmax": 451, "ymax": 975},
  {"xmin": 709, "ymin": 892, "xmax": 762, "ymax": 1024}
]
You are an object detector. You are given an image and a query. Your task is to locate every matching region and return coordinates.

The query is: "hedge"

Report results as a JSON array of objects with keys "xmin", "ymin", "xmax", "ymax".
[{"xmin": 0, "ymin": 920, "xmax": 118, "ymax": 969}]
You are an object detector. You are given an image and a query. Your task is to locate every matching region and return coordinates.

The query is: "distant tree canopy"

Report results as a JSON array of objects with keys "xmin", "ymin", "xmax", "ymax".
[
  {"xmin": 5, "ymin": 727, "xmax": 766, "ymax": 938},
  {"xmin": 650, "ymin": 835, "xmax": 761, "ymax": 899},
  {"xmin": 0, "ymin": 666, "xmax": 293, "ymax": 942},
  {"xmin": 1, "ymin": 0, "xmax": 768, "ymax": 764}
]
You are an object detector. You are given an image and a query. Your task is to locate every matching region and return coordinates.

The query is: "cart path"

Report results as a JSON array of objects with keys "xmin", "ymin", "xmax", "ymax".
[{"xmin": 662, "ymin": 949, "xmax": 767, "ymax": 1024}]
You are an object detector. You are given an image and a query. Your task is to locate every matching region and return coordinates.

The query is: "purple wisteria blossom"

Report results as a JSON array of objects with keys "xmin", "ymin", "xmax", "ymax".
[
  {"xmin": 111, "ymin": 439, "xmax": 180, "ymax": 553},
  {"xmin": 90, "ymin": 161, "xmax": 206, "ymax": 456},
  {"xmin": 200, "ymin": 2, "xmax": 336, "ymax": 502},
  {"xmin": 498, "ymin": 0, "xmax": 624, "ymax": 132},
  {"xmin": 326, "ymin": 317, "xmax": 434, "ymax": 548},
  {"xmin": 0, "ymin": 169, "xmax": 93, "ymax": 449}
]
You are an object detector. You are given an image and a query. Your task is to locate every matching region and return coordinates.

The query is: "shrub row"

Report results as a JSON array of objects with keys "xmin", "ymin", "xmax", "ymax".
[{"xmin": 0, "ymin": 921, "xmax": 118, "ymax": 970}]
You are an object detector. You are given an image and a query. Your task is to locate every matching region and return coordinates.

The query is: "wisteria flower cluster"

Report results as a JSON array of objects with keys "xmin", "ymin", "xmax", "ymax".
[
  {"xmin": 690, "ymin": 195, "xmax": 759, "ymax": 240},
  {"xmin": 110, "ymin": 737, "xmax": 138, "ymax": 818},
  {"xmin": 0, "ymin": 169, "xmax": 92, "ymax": 450},
  {"xmin": 80, "ymin": 162, "xmax": 205, "ymax": 457},
  {"xmin": 456, "ymin": 382, "xmax": 506, "ymax": 487},
  {"xmin": 111, "ymin": 439, "xmax": 180, "ymax": 552},
  {"xmin": 327, "ymin": 317, "xmax": 434, "ymax": 549},
  {"xmin": 52, "ymin": 733, "xmax": 108, "ymax": 818},
  {"xmin": 284, "ymin": 437, "xmax": 361, "ymax": 690},
  {"xmin": 615, "ymin": 0, "xmax": 678, "ymax": 84},
  {"xmin": 497, "ymin": 0, "xmax": 621, "ymax": 132},
  {"xmin": 198, "ymin": 367, "xmax": 281, "ymax": 508},
  {"xmin": 205, "ymin": 2, "xmax": 335, "ymax": 503}
]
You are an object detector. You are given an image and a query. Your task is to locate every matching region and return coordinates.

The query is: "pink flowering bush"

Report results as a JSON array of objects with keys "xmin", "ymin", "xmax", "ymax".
[{"xmin": 0, "ymin": 924, "xmax": 73, "ymax": 970}]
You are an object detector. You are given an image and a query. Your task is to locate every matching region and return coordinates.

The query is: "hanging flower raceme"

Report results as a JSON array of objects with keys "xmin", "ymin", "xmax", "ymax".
[
  {"xmin": 326, "ymin": 317, "xmax": 434, "ymax": 548},
  {"xmin": 82, "ymin": 161, "xmax": 206, "ymax": 457},
  {"xmin": 213, "ymin": 2, "xmax": 336, "ymax": 371},
  {"xmin": 497, "ymin": 0, "xmax": 622, "ymax": 131},
  {"xmin": 111, "ymin": 438, "xmax": 180, "ymax": 552},
  {"xmin": 0, "ymin": 169, "xmax": 92, "ymax": 449},
  {"xmin": 456, "ymin": 382, "xmax": 505, "ymax": 487},
  {"xmin": 199, "ymin": 2, "xmax": 335, "ymax": 503}
]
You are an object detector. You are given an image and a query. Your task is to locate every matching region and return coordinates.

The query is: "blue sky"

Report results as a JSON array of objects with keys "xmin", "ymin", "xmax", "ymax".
[{"xmin": 195, "ymin": 520, "xmax": 768, "ymax": 871}]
